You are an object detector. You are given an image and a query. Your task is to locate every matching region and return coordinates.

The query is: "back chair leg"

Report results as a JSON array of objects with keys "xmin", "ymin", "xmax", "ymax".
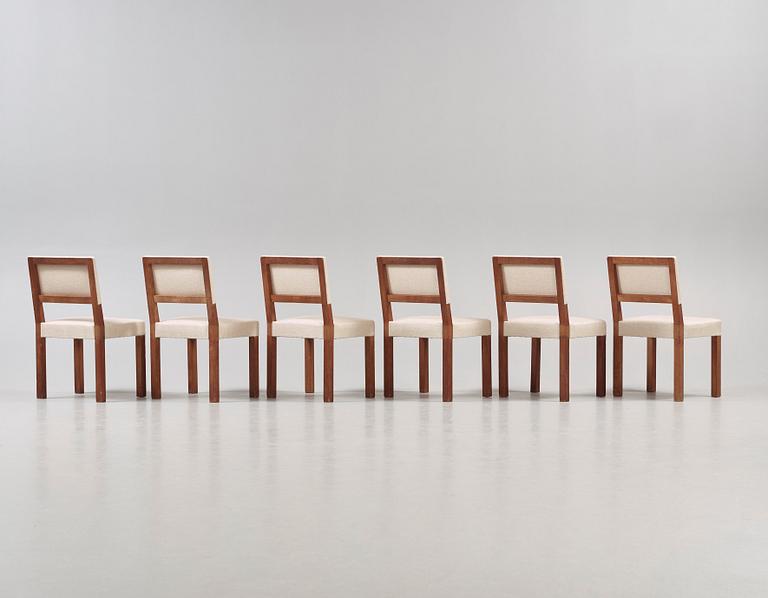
[
  {"xmin": 498, "ymin": 335, "xmax": 508, "ymax": 398},
  {"xmin": 384, "ymin": 336, "xmax": 394, "ymax": 398},
  {"xmin": 364, "ymin": 336, "xmax": 375, "ymax": 398},
  {"xmin": 442, "ymin": 337, "xmax": 453, "ymax": 402},
  {"xmin": 36, "ymin": 335, "xmax": 47, "ymax": 399},
  {"xmin": 249, "ymin": 336, "xmax": 259, "ymax": 398},
  {"xmin": 596, "ymin": 335, "xmax": 606, "ymax": 397},
  {"xmin": 304, "ymin": 338, "xmax": 314, "ymax": 394},
  {"xmin": 209, "ymin": 338, "xmax": 220, "ymax": 403},
  {"xmin": 613, "ymin": 333, "xmax": 623, "ymax": 397},
  {"xmin": 646, "ymin": 337, "xmax": 657, "ymax": 392},
  {"xmin": 74, "ymin": 338, "xmax": 84, "ymax": 394},
  {"xmin": 187, "ymin": 339, "xmax": 198, "ymax": 394},
  {"xmin": 136, "ymin": 335, "xmax": 146, "ymax": 398},
  {"xmin": 711, "ymin": 336, "xmax": 721, "ymax": 398},
  {"xmin": 267, "ymin": 336, "xmax": 277, "ymax": 398},
  {"xmin": 95, "ymin": 335, "xmax": 106, "ymax": 403},
  {"xmin": 673, "ymin": 334, "xmax": 684, "ymax": 402},
  {"xmin": 323, "ymin": 338, "xmax": 334, "ymax": 403},
  {"xmin": 419, "ymin": 338, "xmax": 429, "ymax": 393},
  {"xmin": 530, "ymin": 338, "xmax": 541, "ymax": 393},
  {"xmin": 481, "ymin": 335, "xmax": 491, "ymax": 398},
  {"xmin": 559, "ymin": 337, "xmax": 569, "ymax": 402},
  {"xmin": 150, "ymin": 337, "xmax": 161, "ymax": 399}
]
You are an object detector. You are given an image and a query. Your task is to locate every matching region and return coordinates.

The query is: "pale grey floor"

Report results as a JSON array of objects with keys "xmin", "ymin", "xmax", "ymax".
[{"xmin": 1, "ymin": 387, "xmax": 766, "ymax": 598}]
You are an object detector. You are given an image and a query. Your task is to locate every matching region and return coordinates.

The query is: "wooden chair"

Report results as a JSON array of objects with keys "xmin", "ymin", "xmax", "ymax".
[
  {"xmin": 492, "ymin": 256, "xmax": 606, "ymax": 402},
  {"xmin": 607, "ymin": 256, "xmax": 722, "ymax": 402},
  {"xmin": 377, "ymin": 256, "xmax": 491, "ymax": 402},
  {"xmin": 261, "ymin": 256, "xmax": 375, "ymax": 402},
  {"xmin": 28, "ymin": 256, "xmax": 146, "ymax": 402},
  {"xmin": 142, "ymin": 256, "xmax": 259, "ymax": 403}
]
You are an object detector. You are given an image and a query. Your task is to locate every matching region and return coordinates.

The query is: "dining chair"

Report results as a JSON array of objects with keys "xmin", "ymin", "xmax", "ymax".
[
  {"xmin": 28, "ymin": 256, "xmax": 146, "ymax": 402},
  {"xmin": 607, "ymin": 256, "xmax": 721, "ymax": 401},
  {"xmin": 377, "ymin": 256, "xmax": 491, "ymax": 402},
  {"xmin": 142, "ymin": 256, "xmax": 259, "ymax": 403},
  {"xmin": 492, "ymin": 256, "xmax": 606, "ymax": 402},
  {"xmin": 260, "ymin": 256, "xmax": 375, "ymax": 402}
]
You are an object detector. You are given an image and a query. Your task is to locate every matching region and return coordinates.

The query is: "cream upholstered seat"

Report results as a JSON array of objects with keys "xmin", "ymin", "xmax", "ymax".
[
  {"xmin": 271, "ymin": 316, "xmax": 373, "ymax": 339},
  {"xmin": 388, "ymin": 315, "xmax": 490, "ymax": 338},
  {"xmin": 503, "ymin": 315, "xmax": 606, "ymax": 339},
  {"xmin": 493, "ymin": 256, "xmax": 607, "ymax": 401},
  {"xmin": 618, "ymin": 315, "xmax": 721, "ymax": 339},
  {"xmin": 155, "ymin": 316, "xmax": 259, "ymax": 339},
  {"xmin": 41, "ymin": 317, "xmax": 145, "ymax": 339}
]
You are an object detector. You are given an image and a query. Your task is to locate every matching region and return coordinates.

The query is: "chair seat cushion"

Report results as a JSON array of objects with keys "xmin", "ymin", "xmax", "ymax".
[
  {"xmin": 271, "ymin": 316, "xmax": 374, "ymax": 339},
  {"xmin": 388, "ymin": 315, "xmax": 491, "ymax": 338},
  {"xmin": 154, "ymin": 316, "xmax": 259, "ymax": 339},
  {"xmin": 618, "ymin": 315, "xmax": 721, "ymax": 339},
  {"xmin": 41, "ymin": 317, "xmax": 145, "ymax": 339},
  {"xmin": 503, "ymin": 315, "xmax": 606, "ymax": 338}
]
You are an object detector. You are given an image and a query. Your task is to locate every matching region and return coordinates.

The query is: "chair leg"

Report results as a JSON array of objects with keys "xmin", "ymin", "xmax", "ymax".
[
  {"xmin": 304, "ymin": 338, "xmax": 314, "ymax": 393},
  {"xmin": 384, "ymin": 335, "xmax": 394, "ymax": 398},
  {"xmin": 673, "ymin": 334, "xmax": 684, "ymax": 402},
  {"xmin": 95, "ymin": 335, "xmax": 106, "ymax": 403},
  {"xmin": 613, "ymin": 333, "xmax": 623, "ymax": 397},
  {"xmin": 442, "ymin": 337, "xmax": 453, "ymax": 402},
  {"xmin": 150, "ymin": 336, "xmax": 161, "ymax": 399},
  {"xmin": 530, "ymin": 337, "xmax": 541, "ymax": 393},
  {"xmin": 481, "ymin": 335, "xmax": 491, "ymax": 398},
  {"xmin": 596, "ymin": 335, "xmax": 606, "ymax": 397},
  {"xmin": 711, "ymin": 336, "xmax": 721, "ymax": 398},
  {"xmin": 36, "ymin": 335, "xmax": 47, "ymax": 399},
  {"xmin": 323, "ymin": 338, "xmax": 334, "ymax": 403},
  {"xmin": 187, "ymin": 339, "xmax": 198, "ymax": 395},
  {"xmin": 74, "ymin": 338, "xmax": 84, "ymax": 394},
  {"xmin": 646, "ymin": 337, "xmax": 656, "ymax": 392},
  {"xmin": 364, "ymin": 336, "xmax": 375, "ymax": 398},
  {"xmin": 559, "ymin": 336, "xmax": 569, "ymax": 402},
  {"xmin": 267, "ymin": 336, "xmax": 277, "ymax": 398},
  {"xmin": 418, "ymin": 337, "xmax": 429, "ymax": 394},
  {"xmin": 249, "ymin": 336, "xmax": 259, "ymax": 398},
  {"xmin": 208, "ymin": 337, "xmax": 219, "ymax": 403},
  {"xmin": 498, "ymin": 334, "xmax": 508, "ymax": 398},
  {"xmin": 136, "ymin": 335, "xmax": 146, "ymax": 398}
]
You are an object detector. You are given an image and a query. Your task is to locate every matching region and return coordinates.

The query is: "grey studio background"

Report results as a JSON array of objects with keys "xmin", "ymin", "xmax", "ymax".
[{"xmin": 1, "ymin": 0, "xmax": 767, "ymax": 397}]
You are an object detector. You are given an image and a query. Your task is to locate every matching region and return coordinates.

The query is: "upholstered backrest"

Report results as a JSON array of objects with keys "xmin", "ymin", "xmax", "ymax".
[
  {"xmin": 143, "ymin": 257, "xmax": 214, "ymax": 303},
  {"xmin": 29, "ymin": 257, "xmax": 100, "ymax": 303},
  {"xmin": 493, "ymin": 256, "xmax": 564, "ymax": 304},
  {"xmin": 261, "ymin": 256, "xmax": 329, "ymax": 304},
  {"xmin": 377, "ymin": 257, "xmax": 448, "ymax": 304},
  {"xmin": 608, "ymin": 256, "xmax": 679, "ymax": 304}
]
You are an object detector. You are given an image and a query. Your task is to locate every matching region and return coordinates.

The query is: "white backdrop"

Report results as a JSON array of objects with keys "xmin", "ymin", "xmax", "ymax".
[{"xmin": 1, "ymin": 0, "xmax": 766, "ymax": 396}]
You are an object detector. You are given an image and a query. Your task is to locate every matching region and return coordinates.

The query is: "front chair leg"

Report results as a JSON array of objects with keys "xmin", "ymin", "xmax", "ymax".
[
  {"xmin": 95, "ymin": 335, "xmax": 106, "ymax": 403},
  {"xmin": 673, "ymin": 334, "xmax": 684, "ymax": 402},
  {"xmin": 209, "ymin": 337, "xmax": 220, "ymax": 403},
  {"xmin": 150, "ymin": 336, "xmax": 161, "ymax": 399},
  {"xmin": 481, "ymin": 335, "xmax": 491, "ymax": 397},
  {"xmin": 418, "ymin": 337, "xmax": 429, "ymax": 394},
  {"xmin": 559, "ymin": 336, "xmax": 569, "ymax": 402},
  {"xmin": 36, "ymin": 335, "xmax": 47, "ymax": 399},
  {"xmin": 646, "ymin": 337, "xmax": 657, "ymax": 392},
  {"xmin": 530, "ymin": 337, "xmax": 541, "ymax": 393},
  {"xmin": 187, "ymin": 339, "xmax": 198, "ymax": 394},
  {"xmin": 364, "ymin": 336, "xmax": 375, "ymax": 398},
  {"xmin": 323, "ymin": 338, "xmax": 334, "ymax": 403},
  {"xmin": 384, "ymin": 336, "xmax": 394, "ymax": 398},
  {"xmin": 613, "ymin": 334, "xmax": 623, "ymax": 397},
  {"xmin": 304, "ymin": 338, "xmax": 314, "ymax": 394},
  {"xmin": 266, "ymin": 336, "xmax": 277, "ymax": 398},
  {"xmin": 596, "ymin": 335, "xmax": 606, "ymax": 397},
  {"xmin": 498, "ymin": 334, "xmax": 508, "ymax": 398},
  {"xmin": 711, "ymin": 335, "xmax": 721, "ymax": 398},
  {"xmin": 136, "ymin": 335, "xmax": 146, "ymax": 398},
  {"xmin": 74, "ymin": 338, "xmax": 85, "ymax": 394},
  {"xmin": 442, "ymin": 337, "xmax": 453, "ymax": 402},
  {"xmin": 249, "ymin": 336, "xmax": 259, "ymax": 398}
]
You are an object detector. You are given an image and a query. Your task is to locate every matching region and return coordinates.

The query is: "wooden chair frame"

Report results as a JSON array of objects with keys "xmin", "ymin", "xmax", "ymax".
[
  {"xmin": 260, "ymin": 256, "xmax": 374, "ymax": 403},
  {"xmin": 607, "ymin": 256, "xmax": 721, "ymax": 402},
  {"xmin": 28, "ymin": 257, "xmax": 146, "ymax": 402},
  {"xmin": 377, "ymin": 256, "xmax": 491, "ymax": 402},
  {"xmin": 143, "ymin": 256, "xmax": 258, "ymax": 403},
  {"xmin": 492, "ymin": 256, "xmax": 606, "ymax": 402}
]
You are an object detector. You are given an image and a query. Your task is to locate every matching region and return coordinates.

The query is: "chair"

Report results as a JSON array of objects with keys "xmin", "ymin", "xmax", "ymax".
[
  {"xmin": 492, "ymin": 256, "xmax": 606, "ymax": 402},
  {"xmin": 28, "ymin": 257, "xmax": 146, "ymax": 402},
  {"xmin": 377, "ymin": 256, "xmax": 491, "ymax": 402},
  {"xmin": 142, "ymin": 256, "xmax": 259, "ymax": 403},
  {"xmin": 260, "ymin": 256, "xmax": 375, "ymax": 402},
  {"xmin": 607, "ymin": 256, "xmax": 721, "ymax": 401}
]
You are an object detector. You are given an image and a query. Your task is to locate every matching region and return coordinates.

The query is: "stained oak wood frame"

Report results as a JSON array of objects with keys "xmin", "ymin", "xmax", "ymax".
[
  {"xmin": 607, "ymin": 256, "xmax": 721, "ymax": 402},
  {"xmin": 142, "ymin": 256, "xmax": 258, "ymax": 404},
  {"xmin": 492, "ymin": 256, "xmax": 606, "ymax": 402},
  {"xmin": 260, "ymin": 256, "xmax": 375, "ymax": 403},
  {"xmin": 28, "ymin": 256, "xmax": 146, "ymax": 402},
  {"xmin": 376, "ymin": 256, "xmax": 492, "ymax": 403}
]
